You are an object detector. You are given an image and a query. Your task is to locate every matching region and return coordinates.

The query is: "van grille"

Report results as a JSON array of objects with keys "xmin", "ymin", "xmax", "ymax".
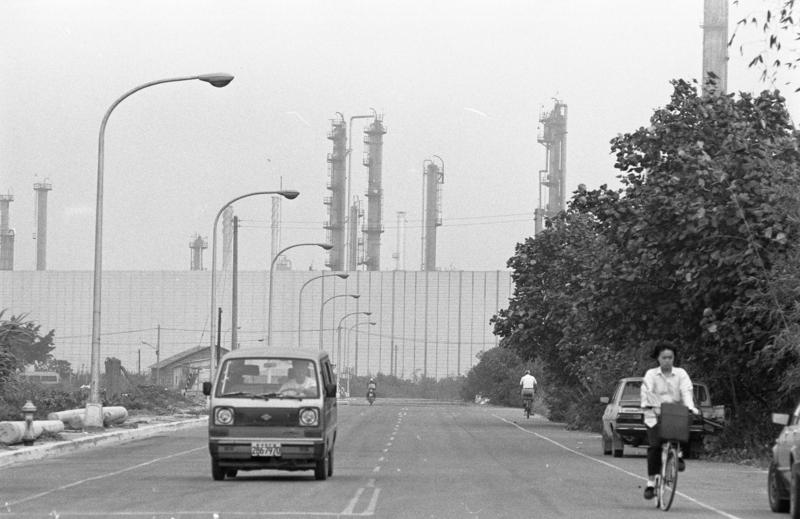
[{"xmin": 235, "ymin": 408, "xmax": 298, "ymax": 427}]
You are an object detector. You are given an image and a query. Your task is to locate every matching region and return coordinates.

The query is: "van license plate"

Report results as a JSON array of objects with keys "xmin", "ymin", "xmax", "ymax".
[{"xmin": 251, "ymin": 442, "xmax": 281, "ymax": 457}]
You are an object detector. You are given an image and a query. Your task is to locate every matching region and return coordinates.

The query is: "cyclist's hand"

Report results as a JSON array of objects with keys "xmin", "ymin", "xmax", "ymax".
[
  {"xmin": 690, "ymin": 407, "xmax": 701, "ymax": 416},
  {"xmin": 653, "ymin": 407, "xmax": 661, "ymax": 416}
]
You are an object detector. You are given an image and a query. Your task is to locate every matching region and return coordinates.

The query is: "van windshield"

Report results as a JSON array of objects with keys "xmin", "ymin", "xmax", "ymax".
[{"xmin": 217, "ymin": 357, "xmax": 319, "ymax": 399}]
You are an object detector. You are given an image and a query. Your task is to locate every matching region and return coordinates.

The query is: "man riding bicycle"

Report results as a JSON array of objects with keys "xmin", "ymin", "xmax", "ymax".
[
  {"xmin": 519, "ymin": 369, "xmax": 537, "ymax": 416},
  {"xmin": 640, "ymin": 340, "xmax": 700, "ymax": 500}
]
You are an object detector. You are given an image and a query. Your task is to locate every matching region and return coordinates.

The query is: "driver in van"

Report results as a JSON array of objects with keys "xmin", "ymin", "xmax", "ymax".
[{"xmin": 279, "ymin": 360, "xmax": 317, "ymax": 396}]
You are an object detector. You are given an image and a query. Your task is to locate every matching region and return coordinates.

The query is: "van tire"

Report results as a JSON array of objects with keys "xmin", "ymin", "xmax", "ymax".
[
  {"xmin": 315, "ymin": 450, "xmax": 330, "ymax": 481},
  {"xmin": 211, "ymin": 459, "xmax": 225, "ymax": 481}
]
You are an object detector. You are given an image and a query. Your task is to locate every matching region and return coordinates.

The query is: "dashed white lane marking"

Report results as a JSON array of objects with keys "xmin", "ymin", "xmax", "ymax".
[
  {"xmin": 378, "ymin": 456, "xmax": 385, "ymax": 462},
  {"xmin": 362, "ymin": 488, "xmax": 381, "ymax": 515},
  {"xmin": 341, "ymin": 488, "xmax": 365, "ymax": 515},
  {"xmin": 373, "ymin": 466, "xmax": 381, "ymax": 473},
  {"xmin": 494, "ymin": 414, "xmax": 744, "ymax": 519}
]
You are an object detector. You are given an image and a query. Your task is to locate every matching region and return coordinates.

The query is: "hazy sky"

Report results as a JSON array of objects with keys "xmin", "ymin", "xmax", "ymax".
[{"xmin": 1, "ymin": 0, "xmax": 797, "ymax": 272}]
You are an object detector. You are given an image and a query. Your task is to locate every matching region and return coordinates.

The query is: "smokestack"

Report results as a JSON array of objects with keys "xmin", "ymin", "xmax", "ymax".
[
  {"xmin": 702, "ymin": 0, "xmax": 728, "ymax": 94},
  {"xmin": 34, "ymin": 182, "xmax": 52, "ymax": 270},
  {"xmin": 0, "ymin": 194, "xmax": 14, "ymax": 271}
]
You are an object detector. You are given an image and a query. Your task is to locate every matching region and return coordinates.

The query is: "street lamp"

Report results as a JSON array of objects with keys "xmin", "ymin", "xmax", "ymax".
[
  {"xmin": 336, "ymin": 311, "xmax": 371, "ymax": 374},
  {"xmin": 319, "ymin": 294, "xmax": 360, "ymax": 351},
  {"xmin": 88, "ymin": 73, "xmax": 234, "ymax": 430},
  {"xmin": 346, "ymin": 320, "xmax": 376, "ymax": 395},
  {"xmin": 209, "ymin": 190, "xmax": 300, "ymax": 376},
  {"xmin": 141, "ymin": 340, "xmax": 160, "ymax": 386},
  {"xmin": 267, "ymin": 242, "xmax": 333, "ymax": 346},
  {"xmin": 298, "ymin": 273, "xmax": 349, "ymax": 348}
]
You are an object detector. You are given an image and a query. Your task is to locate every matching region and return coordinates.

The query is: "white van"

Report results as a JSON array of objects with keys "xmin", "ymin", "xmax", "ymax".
[{"xmin": 202, "ymin": 347, "xmax": 338, "ymax": 480}]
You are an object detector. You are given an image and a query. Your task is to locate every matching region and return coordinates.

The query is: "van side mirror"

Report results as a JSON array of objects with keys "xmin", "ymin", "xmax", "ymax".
[
  {"xmin": 325, "ymin": 383, "xmax": 337, "ymax": 398},
  {"xmin": 599, "ymin": 396, "xmax": 609, "ymax": 404},
  {"xmin": 202, "ymin": 381, "xmax": 212, "ymax": 396}
]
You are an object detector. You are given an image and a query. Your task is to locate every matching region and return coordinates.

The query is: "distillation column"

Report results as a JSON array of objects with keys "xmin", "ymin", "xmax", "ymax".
[
  {"xmin": 324, "ymin": 114, "xmax": 347, "ymax": 270},
  {"xmin": 362, "ymin": 115, "xmax": 386, "ymax": 271},
  {"xmin": 347, "ymin": 198, "xmax": 363, "ymax": 270},
  {"xmin": 392, "ymin": 211, "xmax": 406, "ymax": 270},
  {"xmin": 0, "ymin": 194, "xmax": 14, "ymax": 271},
  {"xmin": 189, "ymin": 234, "xmax": 208, "ymax": 270},
  {"xmin": 33, "ymin": 182, "xmax": 52, "ymax": 271},
  {"xmin": 534, "ymin": 100, "xmax": 568, "ymax": 234},
  {"xmin": 421, "ymin": 160, "xmax": 443, "ymax": 272}
]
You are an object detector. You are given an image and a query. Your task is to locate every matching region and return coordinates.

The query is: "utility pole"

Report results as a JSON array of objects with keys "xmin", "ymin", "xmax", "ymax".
[{"xmin": 232, "ymin": 216, "xmax": 239, "ymax": 351}]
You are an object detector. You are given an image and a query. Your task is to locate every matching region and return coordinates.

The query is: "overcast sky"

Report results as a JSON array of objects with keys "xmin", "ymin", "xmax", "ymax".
[{"xmin": 1, "ymin": 0, "xmax": 797, "ymax": 272}]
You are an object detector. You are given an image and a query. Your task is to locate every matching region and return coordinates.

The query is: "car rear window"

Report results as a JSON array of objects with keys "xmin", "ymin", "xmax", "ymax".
[{"xmin": 621, "ymin": 381, "xmax": 642, "ymax": 401}]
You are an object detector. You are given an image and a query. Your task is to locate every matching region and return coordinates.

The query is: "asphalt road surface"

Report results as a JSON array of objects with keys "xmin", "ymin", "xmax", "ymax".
[{"xmin": 0, "ymin": 399, "xmax": 772, "ymax": 518}]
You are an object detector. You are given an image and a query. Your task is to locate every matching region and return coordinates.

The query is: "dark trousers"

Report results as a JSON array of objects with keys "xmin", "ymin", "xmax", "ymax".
[
  {"xmin": 646, "ymin": 425, "xmax": 687, "ymax": 478},
  {"xmin": 646, "ymin": 425, "xmax": 661, "ymax": 477}
]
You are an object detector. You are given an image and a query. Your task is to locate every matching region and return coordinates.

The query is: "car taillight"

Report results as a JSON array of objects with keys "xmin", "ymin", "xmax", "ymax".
[
  {"xmin": 214, "ymin": 407, "xmax": 234, "ymax": 425},
  {"xmin": 299, "ymin": 408, "xmax": 319, "ymax": 426}
]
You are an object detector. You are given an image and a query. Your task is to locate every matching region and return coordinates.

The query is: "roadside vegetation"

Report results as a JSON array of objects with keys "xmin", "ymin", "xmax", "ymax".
[
  {"xmin": 0, "ymin": 310, "xmax": 201, "ymax": 423},
  {"xmin": 488, "ymin": 78, "xmax": 800, "ymax": 462}
]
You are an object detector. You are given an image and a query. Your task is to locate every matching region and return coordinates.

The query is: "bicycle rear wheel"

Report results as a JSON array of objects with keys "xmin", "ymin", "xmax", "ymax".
[{"xmin": 659, "ymin": 445, "xmax": 679, "ymax": 511}]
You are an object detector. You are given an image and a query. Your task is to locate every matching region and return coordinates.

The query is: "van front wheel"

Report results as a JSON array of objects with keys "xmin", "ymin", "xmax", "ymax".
[
  {"xmin": 315, "ymin": 450, "xmax": 330, "ymax": 481},
  {"xmin": 211, "ymin": 459, "xmax": 225, "ymax": 481}
]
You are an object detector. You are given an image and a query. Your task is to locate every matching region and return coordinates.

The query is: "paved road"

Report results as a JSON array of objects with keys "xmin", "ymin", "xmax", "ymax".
[{"xmin": 0, "ymin": 399, "xmax": 772, "ymax": 518}]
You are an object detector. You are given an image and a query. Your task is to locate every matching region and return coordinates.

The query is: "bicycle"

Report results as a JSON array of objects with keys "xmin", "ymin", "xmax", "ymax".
[
  {"xmin": 652, "ymin": 403, "xmax": 691, "ymax": 511},
  {"xmin": 522, "ymin": 390, "xmax": 534, "ymax": 419}
]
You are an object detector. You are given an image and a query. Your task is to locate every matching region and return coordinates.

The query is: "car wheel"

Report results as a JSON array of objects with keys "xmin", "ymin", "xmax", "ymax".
[
  {"xmin": 601, "ymin": 431, "xmax": 612, "ymax": 455},
  {"xmin": 211, "ymin": 458, "xmax": 225, "ymax": 481},
  {"xmin": 327, "ymin": 447, "xmax": 334, "ymax": 477},
  {"xmin": 225, "ymin": 468, "xmax": 238, "ymax": 479},
  {"xmin": 315, "ymin": 449, "xmax": 330, "ymax": 481},
  {"xmin": 612, "ymin": 430, "xmax": 624, "ymax": 458},
  {"xmin": 769, "ymin": 461, "xmax": 790, "ymax": 513},
  {"xmin": 790, "ymin": 463, "xmax": 800, "ymax": 519}
]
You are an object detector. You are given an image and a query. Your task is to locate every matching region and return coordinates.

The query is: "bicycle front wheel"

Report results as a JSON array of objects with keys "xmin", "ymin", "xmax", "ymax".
[{"xmin": 659, "ymin": 446, "xmax": 679, "ymax": 511}]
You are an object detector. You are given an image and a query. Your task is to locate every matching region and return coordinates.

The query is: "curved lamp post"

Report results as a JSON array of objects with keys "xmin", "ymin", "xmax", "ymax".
[
  {"xmin": 87, "ymin": 73, "xmax": 234, "ymax": 430},
  {"xmin": 267, "ymin": 242, "xmax": 332, "ymax": 346},
  {"xmin": 336, "ymin": 311, "xmax": 371, "ymax": 373},
  {"xmin": 298, "ymin": 273, "xmax": 349, "ymax": 348},
  {"xmin": 209, "ymin": 190, "xmax": 300, "ymax": 376},
  {"xmin": 319, "ymin": 294, "xmax": 360, "ymax": 351},
  {"xmin": 346, "ymin": 320, "xmax": 376, "ymax": 395}
]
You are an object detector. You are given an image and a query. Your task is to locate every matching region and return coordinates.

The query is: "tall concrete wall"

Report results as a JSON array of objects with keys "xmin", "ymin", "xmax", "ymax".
[{"xmin": 0, "ymin": 270, "xmax": 512, "ymax": 380}]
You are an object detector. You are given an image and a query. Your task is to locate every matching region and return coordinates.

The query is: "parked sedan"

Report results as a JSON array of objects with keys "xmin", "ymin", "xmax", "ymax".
[
  {"xmin": 768, "ymin": 403, "xmax": 800, "ymax": 516},
  {"xmin": 600, "ymin": 377, "xmax": 720, "ymax": 458}
]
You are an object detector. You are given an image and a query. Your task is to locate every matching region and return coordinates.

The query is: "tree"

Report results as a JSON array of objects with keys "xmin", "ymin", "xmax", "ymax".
[
  {"xmin": 0, "ymin": 310, "xmax": 56, "ymax": 371},
  {"xmin": 731, "ymin": 0, "xmax": 799, "ymax": 90},
  {"xmin": 493, "ymin": 79, "xmax": 800, "ymax": 443},
  {"xmin": 459, "ymin": 347, "xmax": 531, "ymax": 406}
]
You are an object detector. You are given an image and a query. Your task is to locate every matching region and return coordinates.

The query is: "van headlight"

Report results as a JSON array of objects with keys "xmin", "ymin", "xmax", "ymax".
[
  {"xmin": 299, "ymin": 408, "xmax": 319, "ymax": 427},
  {"xmin": 214, "ymin": 407, "xmax": 234, "ymax": 425}
]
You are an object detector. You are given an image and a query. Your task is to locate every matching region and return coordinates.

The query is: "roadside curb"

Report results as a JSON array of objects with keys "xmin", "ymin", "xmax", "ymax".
[{"xmin": 0, "ymin": 417, "xmax": 206, "ymax": 468}]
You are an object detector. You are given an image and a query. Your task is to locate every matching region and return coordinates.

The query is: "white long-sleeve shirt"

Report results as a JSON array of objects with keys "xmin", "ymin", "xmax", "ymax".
[{"xmin": 640, "ymin": 366, "xmax": 696, "ymax": 427}]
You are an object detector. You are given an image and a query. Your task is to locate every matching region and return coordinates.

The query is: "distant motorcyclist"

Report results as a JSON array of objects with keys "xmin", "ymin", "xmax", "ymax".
[{"xmin": 366, "ymin": 377, "xmax": 377, "ymax": 398}]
